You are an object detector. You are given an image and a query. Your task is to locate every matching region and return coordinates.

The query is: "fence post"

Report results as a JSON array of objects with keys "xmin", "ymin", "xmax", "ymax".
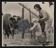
[
  {"xmin": 22, "ymin": 7, "xmax": 24, "ymax": 20},
  {"xmin": 29, "ymin": 9, "xmax": 31, "ymax": 23},
  {"xmin": 29, "ymin": 9, "xmax": 32, "ymax": 38},
  {"xmin": 22, "ymin": 7, "xmax": 25, "ymax": 39}
]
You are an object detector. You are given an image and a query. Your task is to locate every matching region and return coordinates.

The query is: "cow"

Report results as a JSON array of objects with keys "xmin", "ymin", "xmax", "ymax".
[
  {"xmin": 3, "ymin": 14, "xmax": 17, "ymax": 39},
  {"xmin": 3, "ymin": 14, "xmax": 11, "ymax": 39}
]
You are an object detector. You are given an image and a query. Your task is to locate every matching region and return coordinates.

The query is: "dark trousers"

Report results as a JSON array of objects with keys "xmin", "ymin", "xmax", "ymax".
[
  {"xmin": 4, "ymin": 24, "xmax": 11, "ymax": 38},
  {"xmin": 39, "ymin": 21, "xmax": 46, "ymax": 39},
  {"xmin": 39, "ymin": 21, "xmax": 45, "ymax": 32}
]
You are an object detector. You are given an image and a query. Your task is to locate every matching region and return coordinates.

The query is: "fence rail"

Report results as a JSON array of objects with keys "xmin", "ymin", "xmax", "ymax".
[{"xmin": 19, "ymin": 3, "xmax": 39, "ymax": 18}]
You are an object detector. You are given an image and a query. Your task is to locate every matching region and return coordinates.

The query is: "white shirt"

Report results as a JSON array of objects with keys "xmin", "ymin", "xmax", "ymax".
[{"xmin": 39, "ymin": 9, "xmax": 50, "ymax": 22}]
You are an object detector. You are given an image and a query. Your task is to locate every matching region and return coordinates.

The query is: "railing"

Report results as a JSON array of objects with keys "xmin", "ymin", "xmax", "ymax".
[{"xmin": 19, "ymin": 3, "xmax": 39, "ymax": 17}]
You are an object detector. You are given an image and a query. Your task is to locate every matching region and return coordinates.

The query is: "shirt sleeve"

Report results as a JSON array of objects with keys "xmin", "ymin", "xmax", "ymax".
[
  {"xmin": 29, "ymin": 23, "xmax": 37, "ymax": 31},
  {"xmin": 41, "ymin": 10, "xmax": 50, "ymax": 20}
]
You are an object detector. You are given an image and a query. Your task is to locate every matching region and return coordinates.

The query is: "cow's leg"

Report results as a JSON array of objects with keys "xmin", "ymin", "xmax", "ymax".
[
  {"xmin": 31, "ymin": 31, "xmax": 33, "ymax": 38},
  {"xmin": 7, "ymin": 33, "xmax": 9, "ymax": 39},
  {"xmin": 5, "ymin": 27, "xmax": 9, "ymax": 39},
  {"xmin": 4, "ymin": 31, "xmax": 7, "ymax": 39},
  {"xmin": 7, "ymin": 30, "xmax": 10, "ymax": 39},
  {"xmin": 33, "ymin": 31, "xmax": 36, "ymax": 39},
  {"xmin": 6, "ymin": 25, "xmax": 11, "ymax": 39},
  {"xmin": 6, "ymin": 31, "xmax": 9, "ymax": 39},
  {"xmin": 12, "ymin": 29, "xmax": 14, "ymax": 39},
  {"xmin": 22, "ymin": 30, "xmax": 25, "ymax": 39}
]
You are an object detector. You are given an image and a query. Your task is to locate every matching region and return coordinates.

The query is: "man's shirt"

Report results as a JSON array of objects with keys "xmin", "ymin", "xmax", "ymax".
[{"xmin": 39, "ymin": 9, "xmax": 50, "ymax": 22}]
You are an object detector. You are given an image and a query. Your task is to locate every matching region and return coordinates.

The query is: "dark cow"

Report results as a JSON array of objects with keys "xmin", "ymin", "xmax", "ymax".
[
  {"xmin": 3, "ymin": 14, "xmax": 34, "ymax": 39},
  {"xmin": 16, "ymin": 19, "xmax": 30, "ymax": 39},
  {"xmin": 3, "ymin": 14, "xmax": 11, "ymax": 38},
  {"xmin": 3, "ymin": 14, "xmax": 17, "ymax": 39}
]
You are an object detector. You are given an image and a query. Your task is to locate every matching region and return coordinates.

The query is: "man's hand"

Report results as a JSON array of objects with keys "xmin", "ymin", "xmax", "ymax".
[
  {"xmin": 38, "ymin": 19, "xmax": 44, "ymax": 23},
  {"xmin": 29, "ymin": 27, "xmax": 34, "ymax": 31},
  {"xmin": 29, "ymin": 23, "xmax": 37, "ymax": 32}
]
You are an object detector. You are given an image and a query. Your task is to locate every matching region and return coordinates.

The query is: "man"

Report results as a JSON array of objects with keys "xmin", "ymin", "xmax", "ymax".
[{"xmin": 34, "ymin": 4, "xmax": 50, "ymax": 43}]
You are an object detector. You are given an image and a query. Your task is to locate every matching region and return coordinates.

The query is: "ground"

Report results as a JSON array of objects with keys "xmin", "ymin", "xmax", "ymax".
[{"xmin": 2, "ymin": 29, "xmax": 54, "ymax": 46}]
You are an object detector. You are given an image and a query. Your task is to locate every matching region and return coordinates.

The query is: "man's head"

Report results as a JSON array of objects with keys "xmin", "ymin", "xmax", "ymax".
[{"xmin": 34, "ymin": 4, "xmax": 41, "ymax": 11}]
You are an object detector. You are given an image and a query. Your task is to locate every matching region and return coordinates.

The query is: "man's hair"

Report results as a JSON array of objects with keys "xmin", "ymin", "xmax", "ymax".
[{"xmin": 34, "ymin": 4, "xmax": 41, "ymax": 10}]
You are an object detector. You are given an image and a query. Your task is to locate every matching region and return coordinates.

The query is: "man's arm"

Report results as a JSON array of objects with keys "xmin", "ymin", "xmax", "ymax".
[
  {"xmin": 29, "ymin": 23, "xmax": 37, "ymax": 31},
  {"xmin": 40, "ymin": 10, "xmax": 50, "ymax": 21}
]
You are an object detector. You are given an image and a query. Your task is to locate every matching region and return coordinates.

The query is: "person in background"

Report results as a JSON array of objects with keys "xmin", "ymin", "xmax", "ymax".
[{"xmin": 34, "ymin": 4, "xmax": 50, "ymax": 43}]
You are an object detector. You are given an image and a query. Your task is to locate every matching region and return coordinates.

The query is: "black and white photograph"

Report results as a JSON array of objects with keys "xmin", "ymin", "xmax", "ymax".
[{"xmin": 2, "ymin": 2, "xmax": 54, "ymax": 46}]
